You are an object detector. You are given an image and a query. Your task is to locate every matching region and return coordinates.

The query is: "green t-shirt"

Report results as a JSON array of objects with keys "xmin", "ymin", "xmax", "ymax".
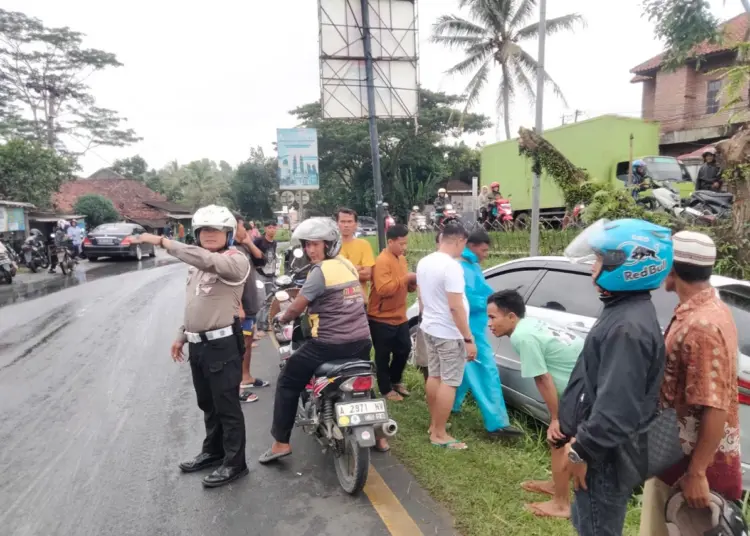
[{"xmin": 509, "ymin": 317, "xmax": 583, "ymax": 397}]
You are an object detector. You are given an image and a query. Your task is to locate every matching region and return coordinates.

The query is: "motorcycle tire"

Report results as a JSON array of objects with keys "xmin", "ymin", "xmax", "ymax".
[
  {"xmin": 39, "ymin": 255, "xmax": 49, "ymax": 269},
  {"xmin": 60, "ymin": 257, "xmax": 68, "ymax": 275},
  {"xmin": 2, "ymin": 270, "xmax": 12, "ymax": 284},
  {"xmin": 333, "ymin": 429, "xmax": 370, "ymax": 495},
  {"xmin": 28, "ymin": 259, "xmax": 38, "ymax": 273}
]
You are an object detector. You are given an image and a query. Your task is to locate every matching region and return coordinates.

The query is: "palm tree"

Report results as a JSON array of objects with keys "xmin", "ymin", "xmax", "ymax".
[{"xmin": 432, "ymin": 0, "xmax": 585, "ymax": 139}]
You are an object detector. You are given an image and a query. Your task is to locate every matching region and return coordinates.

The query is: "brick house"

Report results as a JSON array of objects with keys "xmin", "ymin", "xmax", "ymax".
[
  {"xmin": 53, "ymin": 168, "xmax": 192, "ymax": 232},
  {"xmin": 630, "ymin": 13, "xmax": 750, "ymax": 156}
]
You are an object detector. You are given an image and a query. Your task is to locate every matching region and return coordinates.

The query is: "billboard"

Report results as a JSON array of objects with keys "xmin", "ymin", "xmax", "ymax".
[
  {"xmin": 0, "ymin": 207, "xmax": 26, "ymax": 232},
  {"xmin": 319, "ymin": 0, "xmax": 419, "ymax": 119},
  {"xmin": 277, "ymin": 128, "xmax": 320, "ymax": 191}
]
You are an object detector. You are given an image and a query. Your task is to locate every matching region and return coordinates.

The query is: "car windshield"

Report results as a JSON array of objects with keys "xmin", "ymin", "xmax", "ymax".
[
  {"xmin": 359, "ymin": 217, "xmax": 376, "ymax": 226},
  {"xmin": 643, "ymin": 157, "xmax": 691, "ymax": 182}
]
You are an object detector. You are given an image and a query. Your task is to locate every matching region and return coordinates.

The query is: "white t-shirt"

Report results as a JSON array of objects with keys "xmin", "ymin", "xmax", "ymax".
[{"xmin": 416, "ymin": 251, "xmax": 469, "ymax": 340}]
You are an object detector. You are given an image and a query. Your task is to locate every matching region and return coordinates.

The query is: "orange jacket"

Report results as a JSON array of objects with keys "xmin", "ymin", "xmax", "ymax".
[{"xmin": 367, "ymin": 249, "xmax": 409, "ymax": 325}]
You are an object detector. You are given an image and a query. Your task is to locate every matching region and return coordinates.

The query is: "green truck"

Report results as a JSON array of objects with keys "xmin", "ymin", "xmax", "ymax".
[{"xmin": 480, "ymin": 115, "xmax": 694, "ymax": 221}]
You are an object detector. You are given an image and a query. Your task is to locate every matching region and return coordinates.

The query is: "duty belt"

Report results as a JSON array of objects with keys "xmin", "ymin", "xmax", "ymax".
[{"xmin": 184, "ymin": 325, "xmax": 234, "ymax": 344}]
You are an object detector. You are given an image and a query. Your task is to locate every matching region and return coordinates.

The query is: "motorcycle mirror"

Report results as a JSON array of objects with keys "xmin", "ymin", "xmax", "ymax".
[{"xmin": 292, "ymin": 248, "xmax": 304, "ymax": 259}]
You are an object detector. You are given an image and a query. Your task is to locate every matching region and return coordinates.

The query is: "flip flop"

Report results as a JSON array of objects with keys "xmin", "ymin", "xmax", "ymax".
[
  {"xmin": 239, "ymin": 390, "xmax": 258, "ymax": 403},
  {"xmin": 258, "ymin": 448, "xmax": 292, "ymax": 464},
  {"xmin": 393, "ymin": 385, "xmax": 411, "ymax": 397},
  {"xmin": 431, "ymin": 439, "xmax": 468, "ymax": 450},
  {"xmin": 521, "ymin": 481, "xmax": 555, "ymax": 496}
]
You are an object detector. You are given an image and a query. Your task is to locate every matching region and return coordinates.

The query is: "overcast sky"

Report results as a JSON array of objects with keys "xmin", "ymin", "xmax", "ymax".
[{"xmin": 5, "ymin": 0, "xmax": 741, "ymax": 176}]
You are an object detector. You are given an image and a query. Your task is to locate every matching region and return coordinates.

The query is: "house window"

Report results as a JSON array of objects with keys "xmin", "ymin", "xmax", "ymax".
[{"xmin": 706, "ymin": 80, "xmax": 721, "ymax": 114}]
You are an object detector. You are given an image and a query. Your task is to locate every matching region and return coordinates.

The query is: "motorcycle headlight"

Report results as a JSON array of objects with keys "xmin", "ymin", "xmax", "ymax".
[
  {"xmin": 275, "ymin": 290, "xmax": 290, "ymax": 302},
  {"xmin": 275, "ymin": 275, "xmax": 292, "ymax": 286}
]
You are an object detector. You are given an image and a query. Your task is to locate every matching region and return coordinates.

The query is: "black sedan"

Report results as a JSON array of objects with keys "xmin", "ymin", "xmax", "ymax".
[{"xmin": 82, "ymin": 223, "xmax": 156, "ymax": 261}]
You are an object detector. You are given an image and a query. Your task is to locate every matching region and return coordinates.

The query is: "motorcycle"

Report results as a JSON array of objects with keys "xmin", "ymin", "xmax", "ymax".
[
  {"xmin": 413, "ymin": 213, "xmax": 428, "ymax": 232},
  {"xmin": 49, "ymin": 235, "xmax": 77, "ymax": 275},
  {"xmin": 21, "ymin": 233, "xmax": 49, "ymax": 273},
  {"xmin": 272, "ymin": 248, "xmax": 398, "ymax": 495},
  {"xmin": 687, "ymin": 190, "xmax": 733, "ymax": 220},
  {"xmin": 435, "ymin": 204, "xmax": 460, "ymax": 228},
  {"xmin": 637, "ymin": 181, "xmax": 718, "ymax": 224},
  {"xmin": 0, "ymin": 240, "xmax": 16, "ymax": 284}
]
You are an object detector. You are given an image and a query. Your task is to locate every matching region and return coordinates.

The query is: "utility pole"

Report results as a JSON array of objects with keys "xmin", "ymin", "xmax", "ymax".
[
  {"xmin": 360, "ymin": 0, "xmax": 386, "ymax": 251},
  {"xmin": 529, "ymin": 0, "xmax": 546, "ymax": 256},
  {"xmin": 574, "ymin": 109, "xmax": 583, "ymax": 122}
]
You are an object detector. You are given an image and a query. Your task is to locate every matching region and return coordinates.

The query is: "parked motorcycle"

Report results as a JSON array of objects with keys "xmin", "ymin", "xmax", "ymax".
[
  {"xmin": 272, "ymin": 251, "xmax": 398, "ymax": 495},
  {"xmin": 21, "ymin": 231, "xmax": 49, "ymax": 273},
  {"xmin": 637, "ymin": 181, "xmax": 719, "ymax": 224},
  {"xmin": 0, "ymin": 240, "xmax": 17, "ymax": 283},
  {"xmin": 687, "ymin": 190, "xmax": 733, "ymax": 220}
]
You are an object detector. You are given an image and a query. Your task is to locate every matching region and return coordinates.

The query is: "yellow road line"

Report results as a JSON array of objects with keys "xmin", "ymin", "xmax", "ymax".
[{"xmin": 266, "ymin": 332, "xmax": 423, "ymax": 535}]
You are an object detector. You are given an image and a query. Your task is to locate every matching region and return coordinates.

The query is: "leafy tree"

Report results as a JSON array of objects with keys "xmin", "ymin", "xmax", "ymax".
[
  {"xmin": 73, "ymin": 194, "xmax": 120, "ymax": 228},
  {"xmin": 642, "ymin": 0, "xmax": 722, "ymax": 70},
  {"xmin": 231, "ymin": 147, "xmax": 277, "ymax": 220},
  {"xmin": 0, "ymin": 9, "xmax": 140, "ymax": 153},
  {"xmin": 112, "ymin": 155, "xmax": 149, "ymax": 180},
  {"xmin": 432, "ymin": 0, "xmax": 584, "ymax": 139},
  {"xmin": 290, "ymin": 89, "xmax": 492, "ymax": 220},
  {"xmin": 0, "ymin": 138, "xmax": 75, "ymax": 207}
]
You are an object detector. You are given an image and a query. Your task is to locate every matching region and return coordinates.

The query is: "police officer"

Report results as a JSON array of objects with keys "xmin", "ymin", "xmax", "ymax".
[{"xmin": 133, "ymin": 205, "xmax": 251, "ymax": 488}]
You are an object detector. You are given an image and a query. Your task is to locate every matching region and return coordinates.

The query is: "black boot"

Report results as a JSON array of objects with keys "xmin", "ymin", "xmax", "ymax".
[
  {"xmin": 178, "ymin": 452, "xmax": 223, "ymax": 473},
  {"xmin": 202, "ymin": 464, "xmax": 249, "ymax": 488}
]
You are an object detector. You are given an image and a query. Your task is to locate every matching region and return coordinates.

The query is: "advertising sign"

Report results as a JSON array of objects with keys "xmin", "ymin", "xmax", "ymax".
[
  {"xmin": 0, "ymin": 207, "xmax": 26, "ymax": 232},
  {"xmin": 277, "ymin": 128, "xmax": 319, "ymax": 191}
]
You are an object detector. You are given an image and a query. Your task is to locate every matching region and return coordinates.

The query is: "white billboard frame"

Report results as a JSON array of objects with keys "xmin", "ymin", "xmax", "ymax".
[{"xmin": 318, "ymin": 0, "xmax": 419, "ymax": 119}]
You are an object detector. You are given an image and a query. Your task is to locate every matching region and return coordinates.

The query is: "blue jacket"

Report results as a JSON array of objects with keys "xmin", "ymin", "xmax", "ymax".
[{"xmin": 460, "ymin": 247, "xmax": 492, "ymax": 332}]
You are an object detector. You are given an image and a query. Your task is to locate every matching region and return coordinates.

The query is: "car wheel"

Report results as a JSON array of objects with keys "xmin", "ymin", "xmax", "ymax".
[
  {"xmin": 149, "ymin": 246, "xmax": 156, "ymax": 258},
  {"xmin": 408, "ymin": 323, "xmax": 419, "ymax": 367},
  {"xmin": 134, "ymin": 245, "xmax": 142, "ymax": 261},
  {"xmin": 88, "ymin": 256, "xmax": 98, "ymax": 262}
]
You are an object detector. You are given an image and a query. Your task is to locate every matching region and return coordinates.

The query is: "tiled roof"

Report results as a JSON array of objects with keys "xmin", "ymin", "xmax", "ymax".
[
  {"xmin": 142, "ymin": 200, "xmax": 192, "ymax": 214},
  {"xmin": 53, "ymin": 179, "xmax": 172, "ymax": 222},
  {"xmin": 631, "ymin": 13, "xmax": 748, "ymax": 74}
]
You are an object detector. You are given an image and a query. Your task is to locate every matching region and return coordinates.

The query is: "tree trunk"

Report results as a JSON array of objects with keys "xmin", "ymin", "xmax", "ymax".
[{"xmin": 503, "ymin": 86, "xmax": 511, "ymax": 140}]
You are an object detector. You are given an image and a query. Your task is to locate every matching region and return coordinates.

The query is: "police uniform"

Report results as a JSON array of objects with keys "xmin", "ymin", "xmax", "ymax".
[{"xmin": 167, "ymin": 241, "xmax": 250, "ymax": 475}]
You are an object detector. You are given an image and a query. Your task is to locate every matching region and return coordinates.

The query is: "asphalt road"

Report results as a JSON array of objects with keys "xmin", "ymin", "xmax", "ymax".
[{"xmin": 0, "ymin": 258, "xmax": 456, "ymax": 536}]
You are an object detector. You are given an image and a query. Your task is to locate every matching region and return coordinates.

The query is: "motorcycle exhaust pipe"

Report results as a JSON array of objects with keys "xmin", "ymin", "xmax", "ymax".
[{"xmin": 380, "ymin": 419, "xmax": 398, "ymax": 438}]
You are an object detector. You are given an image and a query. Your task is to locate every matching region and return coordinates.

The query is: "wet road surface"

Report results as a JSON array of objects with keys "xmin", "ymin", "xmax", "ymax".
[{"xmin": 0, "ymin": 260, "xmax": 456, "ymax": 536}]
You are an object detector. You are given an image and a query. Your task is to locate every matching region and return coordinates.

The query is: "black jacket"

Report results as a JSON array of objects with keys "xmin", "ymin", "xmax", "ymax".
[
  {"xmin": 696, "ymin": 163, "xmax": 722, "ymax": 191},
  {"xmin": 559, "ymin": 292, "xmax": 665, "ymax": 466}
]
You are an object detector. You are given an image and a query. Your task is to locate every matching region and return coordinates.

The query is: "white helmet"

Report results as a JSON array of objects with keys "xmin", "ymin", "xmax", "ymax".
[
  {"xmin": 438, "ymin": 188, "xmax": 447, "ymax": 195},
  {"xmin": 57, "ymin": 219, "xmax": 69, "ymax": 229},
  {"xmin": 291, "ymin": 217, "xmax": 341, "ymax": 258},
  {"xmin": 192, "ymin": 205, "xmax": 236, "ymax": 246},
  {"xmin": 412, "ymin": 205, "xmax": 420, "ymax": 211}
]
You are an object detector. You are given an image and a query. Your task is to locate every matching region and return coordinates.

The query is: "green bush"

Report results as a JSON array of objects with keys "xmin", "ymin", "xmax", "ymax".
[{"xmin": 73, "ymin": 194, "xmax": 120, "ymax": 229}]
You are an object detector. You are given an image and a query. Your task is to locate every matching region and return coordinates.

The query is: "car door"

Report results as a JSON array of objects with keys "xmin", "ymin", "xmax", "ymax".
[
  {"xmin": 497, "ymin": 269, "xmax": 602, "ymax": 420},
  {"xmin": 483, "ymin": 267, "xmax": 550, "ymax": 420}
]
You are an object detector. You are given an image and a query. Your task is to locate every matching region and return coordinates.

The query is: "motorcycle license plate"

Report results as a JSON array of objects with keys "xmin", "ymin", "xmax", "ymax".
[{"xmin": 335, "ymin": 399, "xmax": 388, "ymax": 427}]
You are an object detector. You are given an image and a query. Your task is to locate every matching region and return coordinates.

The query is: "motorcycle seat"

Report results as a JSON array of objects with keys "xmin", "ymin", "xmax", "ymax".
[
  {"xmin": 695, "ymin": 191, "xmax": 733, "ymax": 201},
  {"xmin": 314, "ymin": 358, "xmax": 374, "ymax": 377}
]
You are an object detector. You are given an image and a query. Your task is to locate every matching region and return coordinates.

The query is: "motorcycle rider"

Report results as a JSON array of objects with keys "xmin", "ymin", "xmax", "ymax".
[
  {"xmin": 48, "ymin": 219, "xmax": 68, "ymax": 273},
  {"xmin": 696, "ymin": 147, "xmax": 723, "ymax": 192},
  {"xmin": 434, "ymin": 188, "xmax": 448, "ymax": 223},
  {"xmin": 66, "ymin": 219, "xmax": 84, "ymax": 257},
  {"xmin": 132, "ymin": 205, "xmax": 251, "ymax": 488},
  {"xmin": 258, "ymin": 217, "xmax": 373, "ymax": 464},
  {"xmin": 408, "ymin": 206, "xmax": 422, "ymax": 232},
  {"xmin": 630, "ymin": 160, "xmax": 650, "ymax": 200},
  {"xmin": 559, "ymin": 218, "xmax": 673, "ymax": 536}
]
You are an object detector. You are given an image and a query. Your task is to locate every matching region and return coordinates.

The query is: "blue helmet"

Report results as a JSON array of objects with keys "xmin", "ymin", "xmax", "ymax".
[
  {"xmin": 565, "ymin": 218, "xmax": 673, "ymax": 293},
  {"xmin": 632, "ymin": 159, "xmax": 646, "ymax": 173}
]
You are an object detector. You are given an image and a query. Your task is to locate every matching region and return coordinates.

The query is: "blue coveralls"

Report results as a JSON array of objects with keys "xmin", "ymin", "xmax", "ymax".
[{"xmin": 451, "ymin": 247, "xmax": 511, "ymax": 432}]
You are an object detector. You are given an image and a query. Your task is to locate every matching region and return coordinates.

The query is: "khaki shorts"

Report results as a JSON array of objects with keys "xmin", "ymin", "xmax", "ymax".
[
  {"xmin": 422, "ymin": 330, "xmax": 466, "ymax": 387},
  {"xmin": 639, "ymin": 478, "xmax": 672, "ymax": 536}
]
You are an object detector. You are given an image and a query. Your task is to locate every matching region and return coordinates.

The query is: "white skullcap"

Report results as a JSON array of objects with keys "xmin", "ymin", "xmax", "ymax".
[{"xmin": 672, "ymin": 231, "xmax": 716, "ymax": 267}]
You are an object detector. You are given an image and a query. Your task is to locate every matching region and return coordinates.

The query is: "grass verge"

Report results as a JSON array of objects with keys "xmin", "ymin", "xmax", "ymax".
[{"xmin": 386, "ymin": 367, "xmax": 642, "ymax": 536}]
